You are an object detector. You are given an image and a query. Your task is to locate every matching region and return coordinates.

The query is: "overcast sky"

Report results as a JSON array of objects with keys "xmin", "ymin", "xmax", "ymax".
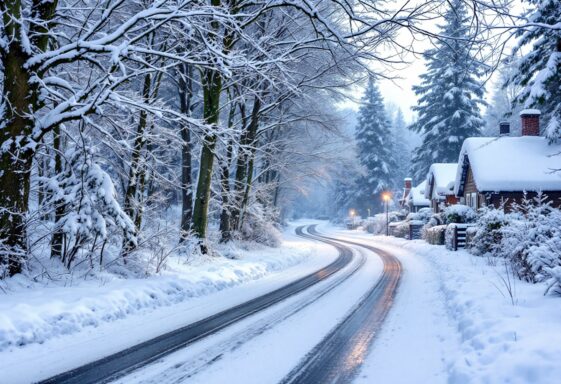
[{"xmin": 338, "ymin": 0, "xmax": 527, "ymax": 125}]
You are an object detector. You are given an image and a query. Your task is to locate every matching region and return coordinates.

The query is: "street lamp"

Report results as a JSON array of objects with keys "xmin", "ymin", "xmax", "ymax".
[{"xmin": 382, "ymin": 192, "xmax": 392, "ymax": 236}]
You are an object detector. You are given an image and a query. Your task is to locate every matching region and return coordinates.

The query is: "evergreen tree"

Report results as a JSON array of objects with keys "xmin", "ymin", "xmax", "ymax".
[
  {"xmin": 354, "ymin": 77, "xmax": 396, "ymax": 215},
  {"xmin": 392, "ymin": 109, "xmax": 412, "ymax": 185},
  {"xmin": 508, "ymin": 0, "xmax": 561, "ymax": 142},
  {"xmin": 409, "ymin": 0, "xmax": 485, "ymax": 182}
]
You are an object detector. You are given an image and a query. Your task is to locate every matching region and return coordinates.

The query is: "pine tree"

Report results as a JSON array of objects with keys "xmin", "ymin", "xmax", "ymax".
[
  {"xmin": 508, "ymin": 0, "xmax": 561, "ymax": 142},
  {"xmin": 409, "ymin": 0, "xmax": 485, "ymax": 182},
  {"xmin": 354, "ymin": 77, "xmax": 396, "ymax": 215},
  {"xmin": 392, "ymin": 109, "xmax": 412, "ymax": 185}
]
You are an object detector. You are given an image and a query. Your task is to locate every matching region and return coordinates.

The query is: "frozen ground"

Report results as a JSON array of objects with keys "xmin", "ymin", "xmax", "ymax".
[
  {"xmin": 334, "ymin": 225, "xmax": 561, "ymax": 384},
  {"xmin": 0, "ymin": 223, "xmax": 336, "ymax": 383}
]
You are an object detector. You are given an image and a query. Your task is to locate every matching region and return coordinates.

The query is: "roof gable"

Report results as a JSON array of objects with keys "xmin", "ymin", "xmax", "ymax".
[{"xmin": 425, "ymin": 163, "xmax": 458, "ymax": 199}]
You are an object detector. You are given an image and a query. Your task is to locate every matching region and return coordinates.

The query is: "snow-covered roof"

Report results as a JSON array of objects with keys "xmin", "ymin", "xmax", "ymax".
[
  {"xmin": 520, "ymin": 109, "xmax": 541, "ymax": 116},
  {"xmin": 408, "ymin": 180, "xmax": 430, "ymax": 207},
  {"xmin": 425, "ymin": 163, "xmax": 458, "ymax": 199},
  {"xmin": 455, "ymin": 136, "xmax": 561, "ymax": 194}
]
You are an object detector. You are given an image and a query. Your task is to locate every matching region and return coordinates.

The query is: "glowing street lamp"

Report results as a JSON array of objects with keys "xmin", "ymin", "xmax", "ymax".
[{"xmin": 382, "ymin": 192, "xmax": 392, "ymax": 236}]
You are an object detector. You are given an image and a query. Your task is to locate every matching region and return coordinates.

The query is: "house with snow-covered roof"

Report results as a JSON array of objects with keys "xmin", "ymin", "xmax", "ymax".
[
  {"xmin": 425, "ymin": 163, "xmax": 459, "ymax": 213},
  {"xmin": 405, "ymin": 180, "xmax": 430, "ymax": 212},
  {"xmin": 455, "ymin": 110, "xmax": 561, "ymax": 210}
]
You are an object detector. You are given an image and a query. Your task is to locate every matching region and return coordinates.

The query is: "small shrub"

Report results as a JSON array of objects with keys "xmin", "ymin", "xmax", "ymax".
[
  {"xmin": 442, "ymin": 204, "xmax": 476, "ymax": 224},
  {"xmin": 390, "ymin": 221, "xmax": 410, "ymax": 239},
  {"xmin": 425, "ymin": 225, "xmax": 446, "ymax": 245},
  {"xmin": 469, "ymin": 207, "xmax": 511, "ymax": 256}
]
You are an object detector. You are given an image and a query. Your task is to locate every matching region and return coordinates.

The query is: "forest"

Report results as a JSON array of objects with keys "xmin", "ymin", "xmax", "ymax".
[{"xmin": 0, "ymin": 0, "xmax": 559, "ymax": 279}]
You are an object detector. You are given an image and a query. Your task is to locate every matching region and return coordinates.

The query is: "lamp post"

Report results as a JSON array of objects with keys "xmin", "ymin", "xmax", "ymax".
[{"xmin": 382, "ymin": 192, "xmax": 391, "ymax": 236}]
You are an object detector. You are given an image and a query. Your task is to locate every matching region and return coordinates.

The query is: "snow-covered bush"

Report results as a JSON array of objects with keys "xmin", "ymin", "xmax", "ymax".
[
  {"xmin": 468, "ymin": 194, "xmax": 561, "ymax": 293},
  {"xmin": 390, "ymin": 221, "xmax": 410, "ymax": 239},
  {"xmin": 240, "ymin": 202, "xmax": 282, "ymax": 247},
  {"xmin": 406, "ymin": 207, "xmax": 432, "ymax": 223},
  {"xmin": 469, "ymin": 207, "xmax": 511, "ymax": 256},
  {"xmin": 45, "ymin": 147, "xmax": 136, "ymax": 269},
  {"xmin": 365, "ymin": 212, "xmax": 401, "ymax": 235},
  {"xmin": 425, "ymin": 225, "xmax": 446, "ymax": 245},
  {"xmin": 501, "ymin": 197, "xmax": 561, "ymax": 284},
  {"xmin": 442, "ymin": 204, "xmax": 476, "ymax": 224}
]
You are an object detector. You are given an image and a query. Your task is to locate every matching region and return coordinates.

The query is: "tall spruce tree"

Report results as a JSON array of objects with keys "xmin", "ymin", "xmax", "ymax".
[
  {"xmin": 409, "ymin": 0, "xmax": 485, "ymax": 182},
  {"xmin": 508, "ymin": 0, "xmax": 561, "ymax": 142},
  {"xmin": 392, "ymin": 109, "xmax": 412, "ymax": 185},
  {"xmin": 354, "ymin": 77, "xmax": 396, "ymax": 215}
]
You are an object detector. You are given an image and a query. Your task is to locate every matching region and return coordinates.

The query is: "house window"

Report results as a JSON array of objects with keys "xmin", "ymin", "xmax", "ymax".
[{"xmin": 469, "ymin": 192, "xmax": 478, "ymax": 209}]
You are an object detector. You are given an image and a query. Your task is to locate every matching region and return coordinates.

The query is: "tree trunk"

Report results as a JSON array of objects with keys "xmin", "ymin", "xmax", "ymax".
[
  {"xmin": 0, "ymin": 0, "xmax": 57, "ymax": 276},
  {"xmin": 191, "ymin": 68, "xmax": 222, "ymax": 244},
  {"xmin": 231, "ymin": 96, "xmax": 261, "ymax": 230},
  {"xmin": 219, "ymin": 103, "xmax": 237, "ymax": 242},
  {"xmin": 178, "ymin": 63, "xmax": 194, "ymax": 241},
  {"xmin": 51, "ymin": 124, "xmax": 65, "ymax": 259},
  {"xmin": 0, "ymin": 1, "xmax": 34, "ymax": 275}
]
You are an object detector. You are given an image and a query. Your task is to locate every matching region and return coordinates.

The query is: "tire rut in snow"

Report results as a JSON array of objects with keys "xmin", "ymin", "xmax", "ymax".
[{"xmin": 280, "ymin": 228, "xmax": 402, "ymax": 384}]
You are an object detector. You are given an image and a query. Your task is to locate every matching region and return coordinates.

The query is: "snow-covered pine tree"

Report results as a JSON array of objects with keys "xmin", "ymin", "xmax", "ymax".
[
  {"xmin": 354, "ymin": 77, "xmax": 396, "ymax": 215},
  {"xmin": 409, "ymin": 0, "xmax": 485, "ymax": 182},
  {"xmin": 508, "ymin": 0, "xmax": 561, "ymax": 142},
  {"xmin": 392, "ymin": 109, "xmax": 412, "ymax": 187}
]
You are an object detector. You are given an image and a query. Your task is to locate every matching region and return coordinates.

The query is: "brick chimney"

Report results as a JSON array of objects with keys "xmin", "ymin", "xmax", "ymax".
[
  {"xmin": 499, "ymin": 121, "xmax": 510, "ymax": 136},
  {"xmin": 404, "ymin": 177, "xmax": 412, "ymax": 189},
  {"xmin": 520, "ymin": 109, "xmax": 541, "ymax": 136}
]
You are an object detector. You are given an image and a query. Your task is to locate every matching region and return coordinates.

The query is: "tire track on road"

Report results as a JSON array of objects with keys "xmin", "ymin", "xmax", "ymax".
[{"xmin": 281, "ymin": 227, "xmax": 402, "ymax": 384}]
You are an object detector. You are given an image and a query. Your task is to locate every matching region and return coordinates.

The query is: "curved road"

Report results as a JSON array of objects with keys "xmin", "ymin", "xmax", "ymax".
[
  {"xmin": 281, "ymin": 227, "xmax": 402, "ymax": 384},
  {"xmin": 39, "ymin": 225, "xmax": 401, "ymax": 384},
  {"xmin": 39, "ymin": 225, "xmax": 353, "ymax": 384}
]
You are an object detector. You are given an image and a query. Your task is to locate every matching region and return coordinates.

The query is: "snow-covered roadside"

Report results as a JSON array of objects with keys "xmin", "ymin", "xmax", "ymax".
[
  {"xmin": 0, "ymin": 223, "xmax": 337, "ymax": 383},
  {"xmin": 318, "ymin": 224, "xmax": 458, "ymax": 384},
  {"xmin": 331, "ymin": 225, "xmax": 561, "ymax": 384}
]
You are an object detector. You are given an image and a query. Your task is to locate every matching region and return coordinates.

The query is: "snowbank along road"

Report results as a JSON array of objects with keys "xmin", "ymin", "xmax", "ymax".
[{"xmin": 39, "ymin": 225, "xmax": 401, "ymax": 384}]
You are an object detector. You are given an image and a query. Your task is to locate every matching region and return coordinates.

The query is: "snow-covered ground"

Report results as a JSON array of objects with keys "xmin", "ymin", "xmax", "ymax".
[
  {"xmin": 0, "ymin": 223, "xmax": 337, "ymax": 383},
  {"xmin": 332, "ymin": 225, "xmax": 561, "ymax": 384},
  {"xmin": 3, "ymin": 221, "xmax": 560, "ymax": 384}
]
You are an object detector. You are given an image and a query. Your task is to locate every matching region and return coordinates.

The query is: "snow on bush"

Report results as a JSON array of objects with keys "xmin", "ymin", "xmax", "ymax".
[
  {"xmin": 406, "ymin": 207, "xmax": 432, "ymax": 223},
  {"xmin": 389, "ymin": 221, "xmax": 409, "ymax": 239},
  {"xmin": 240, "ymin": 201, "xmax": 282, "ymax": 247},
  {"xmin": 502, "ymin": 197, "xmax": 561, "ymax": 285},
  {"xmin": 469, "ymin": 207, "xmax": 511, "ymax": 256},
  {"xmin": 365, "ymin": 212, "xmax": 401, "ymax": 235},
  {"xmin": 45, "ymin": 147, "xmax": 136, "ymax": 269},
  {"xmin": 469, "ymin": 194, "xmax": 561, "ymax": 294},
  {"xmin": 425, "ymin": 225, "xmax": 446, "ymax": 245},
  {"xmin": 441, "ymin": 204, "xmax": 476, "ymax": 224}
]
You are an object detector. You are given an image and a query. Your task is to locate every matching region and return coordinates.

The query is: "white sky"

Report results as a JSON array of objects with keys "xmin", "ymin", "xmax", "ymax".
[{"xmin": 338, "ymin": 0, "xmax": 527, "ymax": 125}]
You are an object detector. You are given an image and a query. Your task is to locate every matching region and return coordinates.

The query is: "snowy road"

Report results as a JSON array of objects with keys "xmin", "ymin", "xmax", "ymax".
[
  {"xmin": 39, "ymin": 225, "xmax": 367, "ymax": 384},
  {"xmin": 23, "ymin": 224, "xmax": 406, "ymax": 384},
  {"xmin": 105, "ymin": 225, "xmax": 401, "ymax": 384}
]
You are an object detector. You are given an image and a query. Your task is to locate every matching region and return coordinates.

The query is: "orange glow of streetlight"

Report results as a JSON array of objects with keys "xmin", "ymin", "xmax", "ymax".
[{"xmin": 382, "ymin": 192, "xmax": 392, "ymax": 202}]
